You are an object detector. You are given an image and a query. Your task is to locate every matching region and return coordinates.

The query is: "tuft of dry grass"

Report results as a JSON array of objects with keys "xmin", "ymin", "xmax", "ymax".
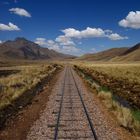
[
  {"xmin": 75, "ymin": 65, "xmax": 140, "ymax": 136},
  {"xmin": 0, "ymin": 64, "xmax": 61, "ymax": 110},
  {"xmin": 73, "ymin": 62, "xmax": 140, "ymax": 84},
  {"xmin": 96, "ymin": 88, "xmax": 140, "ymax": 134}
]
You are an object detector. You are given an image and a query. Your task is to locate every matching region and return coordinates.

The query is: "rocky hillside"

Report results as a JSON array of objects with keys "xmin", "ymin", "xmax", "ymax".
[{"xmin": 0, "ymin": 38, "xmax": 75, "ymax": 60}]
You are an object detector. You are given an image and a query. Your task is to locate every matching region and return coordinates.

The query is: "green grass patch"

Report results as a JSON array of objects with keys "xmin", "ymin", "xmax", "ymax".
[
  {"xmin": 132, "ymin": 110, "xmax": 140, "ymax": 122},
  {"xmin": 98, "ymin": 86, "xmax": 110, "ymax": 92}
]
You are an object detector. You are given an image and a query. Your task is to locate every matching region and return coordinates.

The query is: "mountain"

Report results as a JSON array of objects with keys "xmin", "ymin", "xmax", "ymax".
[
  {"xmin": 78, "ymin": 43, "xmax": 140, "ymax": 62},
  {"xmin": 0, "ymin": 38, "xmax": 75, "ymax": 60},
  {"xmin": 112, "ymin": 43, "xmax": 140, "ymax": 61},
  {"xmin": 78, "ymin": 47, "xmax": 128, "ymax": 61}
]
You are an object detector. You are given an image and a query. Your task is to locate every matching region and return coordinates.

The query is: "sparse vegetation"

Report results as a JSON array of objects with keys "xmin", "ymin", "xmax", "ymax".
[
  {"xmin": 75, "ymin": 63, "xmax": 140, "ymax": 84},
  {"xmin": 74, "ymin": 63, "xmax": 140, "ymax": 108},
  {"xmin": 0, "ymin": 64, "xmax": 61, "ymax": 110},
  {"xmin": 87, "ymin": 63, "xmax": 140, "ymax": 84},
  {"xmin": 97, "ymin": 89, "xmax": 140, "ymax": 134},
  {"xmin": 74, "ymin": 63, "xmax": 140, "ymax": 136}
]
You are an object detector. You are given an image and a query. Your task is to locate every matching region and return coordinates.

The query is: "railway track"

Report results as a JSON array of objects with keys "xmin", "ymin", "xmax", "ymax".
[
  {"xmin": 54, "ymin": 66, "xmax": 98, "ymax": 140},
  {"xmin": 27, "ymin": 65, "xmax": 126, "ymax": 140}
]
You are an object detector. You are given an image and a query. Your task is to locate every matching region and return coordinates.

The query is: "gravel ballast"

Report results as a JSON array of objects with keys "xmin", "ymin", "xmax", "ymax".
[{"xmin": 27, "ymin": 66, "xmax": 131, "ymax": 140}]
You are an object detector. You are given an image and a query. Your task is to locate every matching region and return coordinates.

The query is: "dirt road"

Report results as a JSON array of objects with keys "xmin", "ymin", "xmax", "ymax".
[{"xmin": 27, "ymin": 65, "xmax": 130, "ymax": 140}]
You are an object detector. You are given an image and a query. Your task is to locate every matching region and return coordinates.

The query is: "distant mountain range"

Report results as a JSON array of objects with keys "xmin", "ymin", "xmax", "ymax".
[
  {"xmin": 78, "ymin": 43, "xmax": 140, "ymax": 62},
  {"xmin": 0, "ymin": 38, "xmax": 75, "ymax": 60},
  {"xmin": 0, "ymin": 38, "xmax": 139, "ymax": 62}
]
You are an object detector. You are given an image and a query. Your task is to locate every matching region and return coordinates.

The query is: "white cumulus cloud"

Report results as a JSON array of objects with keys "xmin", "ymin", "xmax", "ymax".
[
  {"xmin": 62, "ymin": 27, "xmax": 105, "ymax": 38},
  {"xmin": 80, "ymin": 27, "xmax": 105, "ymax": 38},
  {"xmin": 119, "ymin": 11, "xmax": 140, "ymax": 29},
  {"xmin": 0, "ymin": 40, "xmax": 2, "ymax": 44},
  {"xmin": 35, "ymin": 25, "xmax": 128, "ymax": 56},
  {"xmin": 107, "ymin": 33, "xmax": 128, "ymax": 40},
  {"xmin": 35, "ymin": 38, "xmax": 61, "ymax": 52},
  {"xmin": 61, "ymin": 27, "xmax": 127, "ymax": 41},
  {"xmin": 55, "ymin": 35, "xmax": 75, "ymax": 46},
  {"xmin": 0, "ymin": 22, "xmax": 20, "ymax": 31},
  {"xmin": 62, "ymin": 45, "xmax": 80, "ymax": 53},
  {"xmin": 35, "ymin": 38, "xmax": 47, "ymax": 46},
  {"xmin": 47, "ymin": 40, "xmax": 61, "ymax": 52},
  {"xmin": 35, "ymin": 37, "xmax": 80, "ymax": 55},
  {"xmin": 104, "ymin": 29, "xmax": 113, "ymax": 33},
  {"xmin": 35, "ymin": 38, "xmax": 59, "ymax": 50},
  {"xmin": 9, "ymin": 8, "xmax": 31, "ymax": 17}
]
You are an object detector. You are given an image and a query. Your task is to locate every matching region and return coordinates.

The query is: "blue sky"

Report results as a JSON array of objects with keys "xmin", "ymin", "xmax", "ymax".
[{"xmin": 0, "ymin": 0, "xmax": 140, "ymax": 55}]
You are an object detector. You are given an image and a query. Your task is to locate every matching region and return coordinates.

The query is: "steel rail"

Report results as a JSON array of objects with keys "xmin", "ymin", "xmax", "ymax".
[
  {"xmin": 54, "ymin": 66, "xmax": 68, "ymax": 140},
  {"xmin": 70, "ymin": 67, "xmax": 98, "ymax": 140}
]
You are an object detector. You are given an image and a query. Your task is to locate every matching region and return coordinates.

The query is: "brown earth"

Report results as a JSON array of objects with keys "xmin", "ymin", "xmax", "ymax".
[{"xmin": 0, "ymin": 69, "xmax": 62, "ymax": 140}]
